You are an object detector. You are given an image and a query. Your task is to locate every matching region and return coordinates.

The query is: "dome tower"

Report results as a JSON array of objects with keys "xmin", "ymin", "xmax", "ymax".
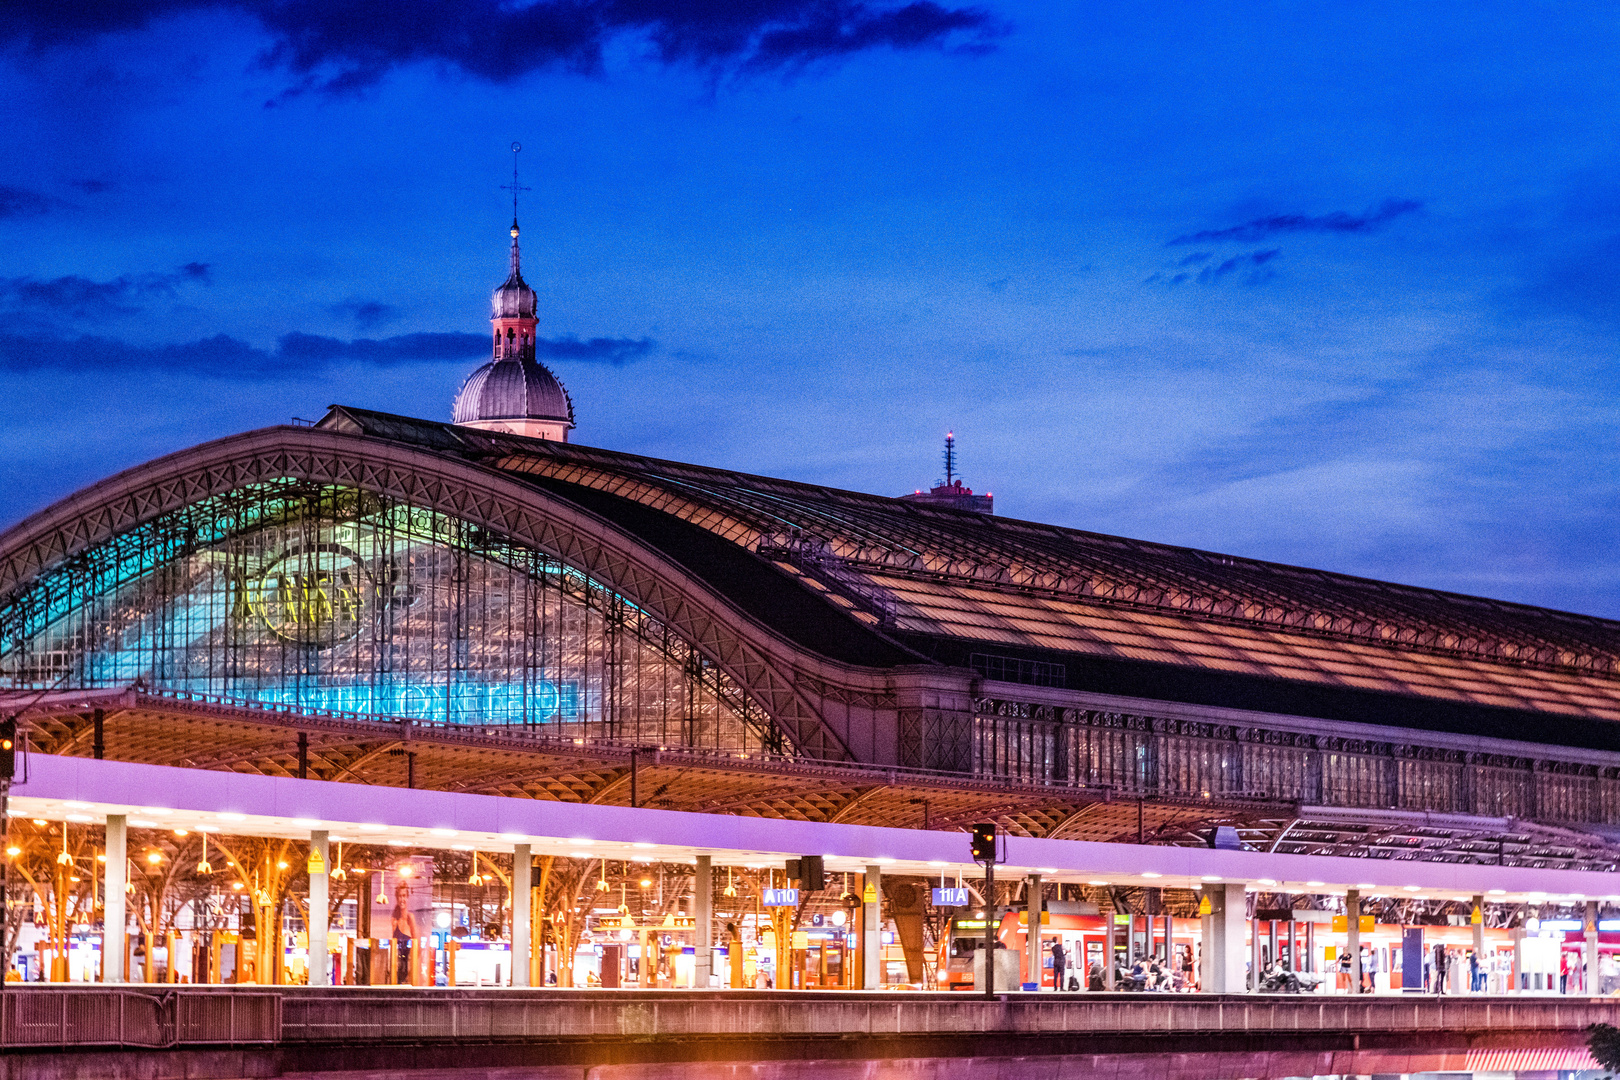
[{"xmin": 453, "ymin": 146, "xmax": 575, "ymax": 441}]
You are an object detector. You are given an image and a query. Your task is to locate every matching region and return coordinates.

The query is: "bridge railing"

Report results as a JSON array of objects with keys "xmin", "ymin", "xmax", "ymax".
[
  {"xmin": 1, "ymin": 986, "xmax": 1616, "ymax": 1049},
  {"xmin": 0, "ymin": 987, "xmax": 281, "ymax": 1048}
]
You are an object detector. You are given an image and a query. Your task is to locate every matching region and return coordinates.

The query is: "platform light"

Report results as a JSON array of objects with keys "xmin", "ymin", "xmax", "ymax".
[
  {"xmin": 1403, "ymin": 885, "xmax": 1421, "ymax": 892},
  {"xmin": 1306, "ymin": 881, "xmax": 1324, "ymax": 887},
  {"xmin": 1356, "ymin": 883, "xmax": 1376, "ymax": 890},
  {"xmin": 1257, "ymin": 878, "xmax": 1276, "ymax": 886},
  {"xmin": 927, "ymin": 860, "xmax": 948, "ymax": 867},
  {"xmin": 431, "ymin": 829, "xmax": 457, "ymax": 837},
  {"xmin": 130, "ymin": 820, "xmax": 159, "ymax": 828},
  {"xmin": 640, "ymin": 879, "xmax": 653, "ymax": 888},
  {"xmin": 277, "ymin": 861, "xmax": 289, "ymax": 870},
  {"xmin": 218, "ymin": 813, "xmax": 245, "ymax": 822},
  {"xmin": 1201, "ymin": 875, "xmax": 1222, "ymax": 882},
  {"xmin": 569, "ymin": 851, "xmax": 592, "ymax": 859},
  {"xmin": 1141, "ymin": 872, "xmax": 1161, "ymax": 879},
  {"xmin": 436, "ymin": 911, "xmax": 452, "ymax": 928},
  {"xmin": 499, "ymin": 833, "xmax": 525, "ymax": 842},
  {"xmin": 1087, "ymin": 880, "xmax": 1108, "ymax": 886},
  {"xmin": 291, "ymin": 819, "xmax": 321, "ymax": 828},
  {"xmin": 65, "ymin": 801, "xmax": 91, "ymax": 809},
  {"xmin": 569, "ymin": 838, "xmax": 595, "ymax": 846},
  {"xmin": 387, "ymin": 840, "xmax": 409, "ymax": 847},
  {"xmin": 4, "ymin": 847, "xmax": 17, "ymax": 858},
  {"xmin": 359, "ymin": 823, "xmax": 386, "ymax": 832},
  {"xmin": 1488, "ymin": 889, "xmax": 1506, "ymax": 895},
  {"xmin": 831, "ymin": 910, "xmax": 847, "ymax": 926},
  {"xmin": 173, "ymin": 829, "xmax": 188, "ymax": 837},
  {"xmin": 30, "ymin": 819, "xmax": 44, "ymax": 826}
]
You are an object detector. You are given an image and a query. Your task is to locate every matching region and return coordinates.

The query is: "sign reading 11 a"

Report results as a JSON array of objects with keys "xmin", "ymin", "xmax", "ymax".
[{"xmin": 933, "ymin": 887, "xmax": 970, "ymax": 907}]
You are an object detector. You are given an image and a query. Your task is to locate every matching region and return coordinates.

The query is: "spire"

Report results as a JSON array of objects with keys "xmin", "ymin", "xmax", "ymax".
[
  {"xmin": 501, "ymin": 141, "xmax": 530, "ymax": 282},
  {"xmin": 943, "ymin": 431, "xmax": 957, "ymax": 487}
]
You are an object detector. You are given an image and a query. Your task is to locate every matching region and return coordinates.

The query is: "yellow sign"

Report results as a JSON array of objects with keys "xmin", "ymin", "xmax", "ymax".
[
  {"xmin": 1198, "ymin": 894, "xmax": 1212, "ymax": 916},
  {"xmin": 307, "ymin": 850, "xmax": 327, "ymax": 876},
  {"xmin": 791, "ymin": 931, "xmax": 810, "ymax": 950},
  {"xmin": 1016, "ymin": 911, "xmax": 1052, "ymax": 926},
  {"xmin": 1324, "ymin": 945, "xmax": 1337, "ymax": 961},
  {"xmin": 1361, "ymin": 915, "xmax": 1375, "ymax": 933},
  {"xmin": 1471, "ymin": 906, "xmax": 1483, "ymax": 926},
  {"xmin": 1332, "ymin": 915, "xmax": 1347, "ymax": 932},
  {"xmin": 863, "ymin": 884, "xmax": 878, "ymax": 903}
]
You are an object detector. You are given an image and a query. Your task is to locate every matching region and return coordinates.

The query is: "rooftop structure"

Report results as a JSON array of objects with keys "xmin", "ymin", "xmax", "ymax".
[
  {"xmin": 451, "ymin": 147, "xmax": 574, "ymax": 442},
  {"xmin": 899, "ymin": 432, "xmax": 992, "ymax": 514}
]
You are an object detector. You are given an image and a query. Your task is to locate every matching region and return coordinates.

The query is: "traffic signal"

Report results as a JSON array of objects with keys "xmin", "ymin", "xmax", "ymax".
[
  {"xmin": 0, "ymin": 717, "xmax": 15, "ymax": 780},
  {"xmin": 785, "ymin": 856, "xmax": 825, "ymax": 891},
  {"xmin": 970, "ymin": 822, "xmax": 997, "ymax": 863}
]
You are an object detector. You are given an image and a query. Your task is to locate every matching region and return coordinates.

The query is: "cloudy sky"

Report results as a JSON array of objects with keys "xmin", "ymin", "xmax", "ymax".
[{"xmin": 1, "ymin": 1, "xmax": 1617, "ymax": 616}]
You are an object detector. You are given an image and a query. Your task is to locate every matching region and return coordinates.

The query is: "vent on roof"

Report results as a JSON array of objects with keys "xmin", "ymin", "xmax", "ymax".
[{"xmin": 969, "ymin": 653, "xmax": 1066, "ymax": 688}]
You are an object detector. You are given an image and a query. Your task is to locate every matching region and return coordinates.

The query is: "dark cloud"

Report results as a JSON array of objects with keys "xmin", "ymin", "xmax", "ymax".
[
  {"xmin": 0, "ymin": 328, "xmax": 656, "ymax": 377},
  {"xmin": 0, "ymin": 185, "xmax": 59, "ymax": 219},
  {"xmin": 535, "ymin": 335, "xmax": 656, "ymax": 365},
  {"xmin": 0, "ymin": 263, "xmax": 212, "ymax": 320},
  {"xmin": 0, "ymin": 0, "xmax": 1005, "ymax": 93},
  {"xmin": 1147, "ymin": 249, "xmax": 1280, "ymax": 287},
  {"xmin": 327, "ymin": 298, "xmax": 398, "ymax": 330},
  {"xmin": 1168, "ymin": 199, "xmax": 1421, "ymax": 246}
]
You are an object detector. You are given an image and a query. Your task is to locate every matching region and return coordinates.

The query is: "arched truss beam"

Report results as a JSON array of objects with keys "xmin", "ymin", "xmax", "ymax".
[{"xmin": 0, "ymin": 426, "xmax": 885, "ymax": 761}]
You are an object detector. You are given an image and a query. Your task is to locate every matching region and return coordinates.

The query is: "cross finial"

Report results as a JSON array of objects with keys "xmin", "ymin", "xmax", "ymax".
[{"xmin": 501, "ymin": 141, "xmax": 530, "ymax": 232}]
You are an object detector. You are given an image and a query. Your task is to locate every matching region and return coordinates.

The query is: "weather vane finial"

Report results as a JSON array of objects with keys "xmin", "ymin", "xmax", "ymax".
[{"xmin": 501, "ymin": 141, "xmax": 530, "ymax": 237}]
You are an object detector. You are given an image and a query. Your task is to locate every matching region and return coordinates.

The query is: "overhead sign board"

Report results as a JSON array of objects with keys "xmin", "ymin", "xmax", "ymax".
[
  {"xmin": 762, "ymin": 888, "xmax": 800, "ymax": 907},
  {"xmin": 933, "ymin": 887, "xmax": 970, "ymax": 907}
]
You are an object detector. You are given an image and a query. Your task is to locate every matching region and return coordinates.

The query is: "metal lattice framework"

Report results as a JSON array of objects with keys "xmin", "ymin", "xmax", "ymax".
[{"xmin": 0, "ymin": 428, "xmax": 895, "ymax": 760}]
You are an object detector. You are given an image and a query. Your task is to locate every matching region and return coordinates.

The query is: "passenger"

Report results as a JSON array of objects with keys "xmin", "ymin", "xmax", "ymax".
[{"xmin": 1087, "ymin": 960, "xmax": 1105, "ymax": 991}]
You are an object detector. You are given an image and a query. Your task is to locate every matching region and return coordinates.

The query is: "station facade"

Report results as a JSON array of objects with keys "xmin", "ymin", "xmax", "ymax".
[{"xmin": 3, "ymin": 220, "xmax": 1620, "ymax": 997}]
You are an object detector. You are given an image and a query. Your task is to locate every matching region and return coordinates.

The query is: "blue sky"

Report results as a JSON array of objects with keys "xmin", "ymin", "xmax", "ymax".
[{"xmin": 2, "ymin": 1, "xmax": 1618, "ymax": 616}]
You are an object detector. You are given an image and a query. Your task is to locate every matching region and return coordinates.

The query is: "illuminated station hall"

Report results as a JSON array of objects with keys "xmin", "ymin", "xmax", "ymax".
[{"xmin": 9, "ymin": 215, "xmax": 1620, "ymax": 1018}]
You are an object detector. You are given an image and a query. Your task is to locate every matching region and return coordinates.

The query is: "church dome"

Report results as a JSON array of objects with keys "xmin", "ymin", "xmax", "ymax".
[{"xmin": 453, "ymin": 355, "xmax": 574, "ymax": 426}]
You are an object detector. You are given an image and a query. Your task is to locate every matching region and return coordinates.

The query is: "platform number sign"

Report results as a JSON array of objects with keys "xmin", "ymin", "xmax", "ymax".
[
  {"xmin": 762, "ymin": 888, "xmax": 799, "ymax": 906},
  {"xmin": 932, "ymin": 887, "xmax": 970, "ymax": 907}
]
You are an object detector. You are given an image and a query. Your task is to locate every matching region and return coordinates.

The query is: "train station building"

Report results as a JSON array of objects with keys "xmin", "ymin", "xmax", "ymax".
[{"xmin": 3, "ymin": 219, "xmax": 1620, "ymax": 999}]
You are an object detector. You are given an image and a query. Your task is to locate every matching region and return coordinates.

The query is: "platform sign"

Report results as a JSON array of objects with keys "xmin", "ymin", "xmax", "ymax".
[
  {"xmin": 306, "ymin": 850, "xmax": 326, "ymax": 876},
  {"xmin": 763, "ymin": 888, "xmax": 799, "ymax": 906},
  {"xmin": 863, "ymin": 883, "xmax": 879, "ymax": 903},
  {"xmin": 933, "ymin": 886, "xmax": 970, "ymax": 907}
]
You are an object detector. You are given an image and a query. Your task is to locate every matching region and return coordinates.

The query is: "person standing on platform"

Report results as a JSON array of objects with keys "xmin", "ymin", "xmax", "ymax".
[{"xmin": 1051, "ymin": 940, "xmax": 1067, "ymax": 992}]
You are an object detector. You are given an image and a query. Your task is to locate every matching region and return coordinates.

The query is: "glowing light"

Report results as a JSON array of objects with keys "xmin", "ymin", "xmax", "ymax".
[{"xmin": 147, "ymin": 852, "xmax": 162, "ymax": 864}]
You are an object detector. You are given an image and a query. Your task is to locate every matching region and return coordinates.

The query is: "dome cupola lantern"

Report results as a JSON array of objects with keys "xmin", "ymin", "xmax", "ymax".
[{"xmin": 452, "ymin": 144, "xmax": 575, "ymax": 442}]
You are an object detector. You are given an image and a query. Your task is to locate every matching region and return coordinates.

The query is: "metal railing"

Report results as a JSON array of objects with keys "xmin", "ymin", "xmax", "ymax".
[{"xmin": 1, "ymin": 987, "xmax": 280, "ymax": 1048}]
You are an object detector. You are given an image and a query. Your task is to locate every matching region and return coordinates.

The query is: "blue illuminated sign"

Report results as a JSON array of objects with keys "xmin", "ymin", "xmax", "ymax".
[
  {"xmin": 245, "ymin": 679, "xmax": 578, "ymax": 723},
  {"xmin": 933, "ymin": 887, "xmax": 970, "ymax": 907},
  {"xmin": 762, "ymin": 888, "xmax": 800, "ymax": 906}
]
